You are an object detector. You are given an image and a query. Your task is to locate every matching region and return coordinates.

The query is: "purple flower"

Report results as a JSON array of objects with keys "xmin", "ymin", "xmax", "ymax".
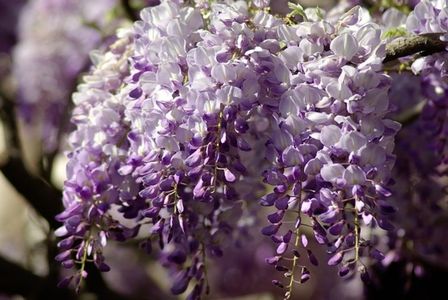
[
  {"xmin": 13, "ymin": 0, "xmax": 119, "ymax": 153},
  {"xmin": 55, "ymin": 1, "xmax": 407, "ymax": 298}
]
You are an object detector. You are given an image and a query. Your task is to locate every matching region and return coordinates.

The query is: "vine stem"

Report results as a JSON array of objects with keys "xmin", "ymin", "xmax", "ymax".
[
  {"xmin": 201, "ymin": 243, "xmax": 210, "ymax": 295},
  {"xmin": 286, "ymin": 227, "xmax": 300, "ymax": 299},
  {"xmin": 212, "ymin": 108, "xmax": 223, "ymax": 193},
  {"xmin": 76, "ymin": 235, "xmax": 92, "ymax": 293},
  {"xmin": 286, "ymin": 192, "xmax": 302, "ymax": 300},
  {"xmin": 354, "ymin": 208, "xmax": 360, "ymax": 262}
]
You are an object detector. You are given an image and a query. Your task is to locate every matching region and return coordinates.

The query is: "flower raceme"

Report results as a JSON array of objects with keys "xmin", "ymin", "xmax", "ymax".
[
  {"xmin": 13, "ymin": 0, "xmax": 121, "ymax": 153},
  {"xmin": 55, "ymin": 1, "xmax": 410, "ymax": 299},
  {"xmin": 372, "ymin": 0, "xmax": 448, "ymax": 285}
]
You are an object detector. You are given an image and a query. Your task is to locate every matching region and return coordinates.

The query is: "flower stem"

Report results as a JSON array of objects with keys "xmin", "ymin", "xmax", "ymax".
[{"xmin": 354, "ymin": 209, "xmax": 360, "ymax": 262}]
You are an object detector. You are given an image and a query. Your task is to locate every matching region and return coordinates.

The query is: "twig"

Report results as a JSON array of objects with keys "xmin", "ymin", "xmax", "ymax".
[{"xmin": 384, "ymin": 33, "xmax": 447, "ymax": 63}]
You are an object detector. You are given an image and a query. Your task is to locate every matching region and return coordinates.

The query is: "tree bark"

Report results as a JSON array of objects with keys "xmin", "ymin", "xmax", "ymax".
[{"xmin": 384, "ymin": 33, "xmax": 447, "ymax": 63}]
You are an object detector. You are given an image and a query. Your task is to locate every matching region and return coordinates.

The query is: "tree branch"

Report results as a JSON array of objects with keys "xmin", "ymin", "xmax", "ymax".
[
  {"xmin": 0, "ymin": 256, "xmax": 44, "ymax": 296},
  {"xmin": 0, "ymin": 156, "xmax": 62, "ymax": 229},
  {"xmin": 1, "ymin": 90, "xmax": 62, "ymax": 230},
  {"xmin": 0, "ymin": 92, "xmax": 20, "ymax": 153},
  {"xmin": 384, "ymin": 33, "xmax": 447, "ymax": 63},
  {"xmin": 0, "ymin": 255, "xmax": 74, "ymax": 299}
]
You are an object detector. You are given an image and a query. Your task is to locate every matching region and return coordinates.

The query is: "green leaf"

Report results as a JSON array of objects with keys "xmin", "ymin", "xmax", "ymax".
[
  {"xmin": 287, "ymin": 2, "xmax": 307, "ymax": 21},
  {"xmin": 382, "ymin": 27, "xmax": 408, "ymax": 39},
  {"xmin": 287, "ymin": 2, "xmax": 301, "ymax": 11},
  {"xmin": 316, "ymin": 6, "xmax": 324, "ymax": 20}
]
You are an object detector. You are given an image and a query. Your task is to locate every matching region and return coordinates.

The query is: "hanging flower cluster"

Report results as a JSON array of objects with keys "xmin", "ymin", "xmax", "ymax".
[
  {"xmin": 55, "ymin": 1, "xmax": 428, "ymax": 299},
  {"xmin": 370, "ymin": 0, "xmax": 448, "ymax": 284},
  {"xmin": 13, "ymin": 0, "xmax": 120, "ymax": 153},
  {"xmin": 407, "ymin": 0, "xmax": 448, "ymax": 169}
]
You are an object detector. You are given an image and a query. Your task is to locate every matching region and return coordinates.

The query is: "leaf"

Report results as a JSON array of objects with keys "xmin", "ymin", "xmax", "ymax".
[
  {"xmin": 382, "ymin": 27, "xmax": 408, "ymax": 39},
  {"xmin": 316, "ymin": 6, "xmax": 324, "ymax": 20},
  {"xmin": 287, "ymin": 2, "xmax": 307, "ymax": 20}
]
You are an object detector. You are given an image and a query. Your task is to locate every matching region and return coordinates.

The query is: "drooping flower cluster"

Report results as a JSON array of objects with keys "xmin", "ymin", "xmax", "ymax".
[
  {"xmin": 411, "ymin": 54, "xmax": 448, "ymax": 168},
  {"xmin": 56, "ymin": 1, "xmax": 269, "ymax": 297},
  {"xmin": 370, "ymin": 67, "xmax": 448, "ymax": 297},
  {"xmin": 405, "ymin": 0, "xmax": 448, "ymax": 169},
  {"xmin": 258, "ymin": 6, "xmax": 400, "ymax": 295},
  {"xmin": 55, "ymin": 32, "xmax": 137, "ymax": 290},
  {"xmin": 366, "ymin": 1, "xmax": 448, "ymax": 289},
  {"xmin": 120, "ymin": 3, "xmax": 273, "ymax": 296},
  {"xmin": 13, "ymin": 0, "xmax": 120, "ymax": 153},
  {"xmin": 56, "ymin": 1, "xmax": 403, "ymax": 299},
  {"xmin": 319, "ymin": 1, "xmax": 448, "ymax": 295}
]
